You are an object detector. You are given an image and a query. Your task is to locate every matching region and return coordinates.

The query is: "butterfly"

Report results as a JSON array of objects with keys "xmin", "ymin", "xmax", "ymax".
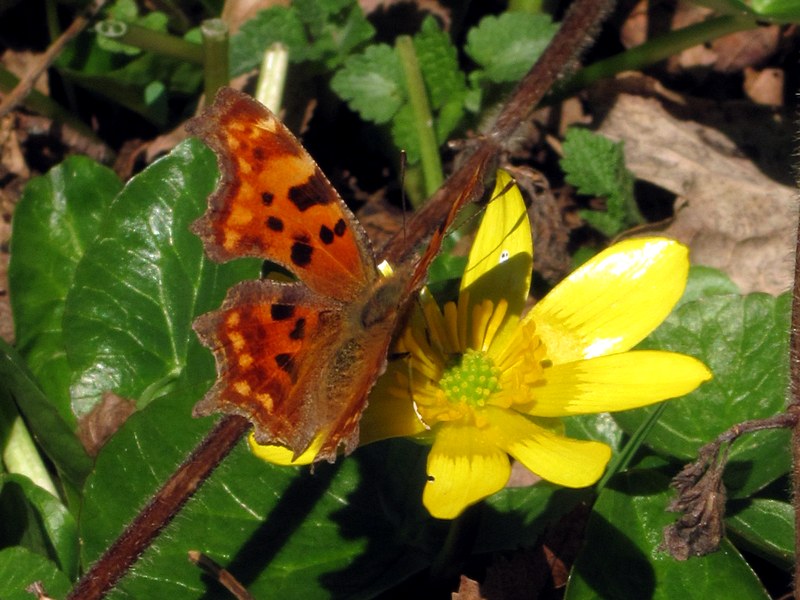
[{"xmin": 187, "ymin": 88, "xmax": 491, "ymax": 462}]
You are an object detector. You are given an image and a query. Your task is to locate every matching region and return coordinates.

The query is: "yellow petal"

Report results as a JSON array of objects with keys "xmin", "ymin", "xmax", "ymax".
[
  {"xmin": 460, "ymin": 170, "xmax": 533, "ymax": 351},
  {"xmin": 423, "ymin": 422, "xmax": 511, "ymax": 519},
  {"xmin": 359, "ymin": 367, "xmax": 429, "ymax": 446},
  {"xmin": 529, "ymin": 350, "xmax": 712, "ymax": 416},
  {"xmin": 485, "ymin": 407, "xmax": 611, "ymax": 488},
  {"xmin": 530, "ymin": 237, "xmax": 688, "ymax": 363},
  {"xmin": 248, "ymin": 430, "xmax": 323, "ymax": 466}
]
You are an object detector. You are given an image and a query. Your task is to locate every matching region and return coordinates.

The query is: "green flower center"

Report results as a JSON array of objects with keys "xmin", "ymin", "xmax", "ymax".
[{"xmin": 439, "ymin": 349, "xmax": 501, "ymax": 407}]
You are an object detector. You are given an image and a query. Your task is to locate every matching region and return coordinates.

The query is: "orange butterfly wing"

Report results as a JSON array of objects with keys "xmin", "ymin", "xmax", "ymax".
[{"xmin": 188, "ymin": 87, "xmax": 377, "ymax": 302}]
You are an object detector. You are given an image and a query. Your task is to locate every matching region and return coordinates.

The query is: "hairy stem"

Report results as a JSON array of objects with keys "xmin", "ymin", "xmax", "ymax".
[
  {"xmin": 66, "ymin": 416, "xmax": 251, "ymax": 600},
  {"xmin": 790, "ymin": 180, "xmax": 800, "ymax": 595}
]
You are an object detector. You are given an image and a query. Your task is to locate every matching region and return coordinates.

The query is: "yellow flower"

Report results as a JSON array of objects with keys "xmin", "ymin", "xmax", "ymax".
[{"xmin": 251, "ymin": 171, "xmax": 712, "ymax": 520}]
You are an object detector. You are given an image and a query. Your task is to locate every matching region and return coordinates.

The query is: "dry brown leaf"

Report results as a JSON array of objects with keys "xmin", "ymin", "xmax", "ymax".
[
  {"xmin": 77, "ymin": 391, "xmax": 137, "ymax": 456},
  {"xmin": 597, "ymin": 92, "xmax": 795, "ymax": 295},
  {"xmin": 743, "ymin": 67, "xmax": 784, "ymax": 106},
  {"xmin": 452, "ymin": 575, "xmax": 485, "ymax": 600}
]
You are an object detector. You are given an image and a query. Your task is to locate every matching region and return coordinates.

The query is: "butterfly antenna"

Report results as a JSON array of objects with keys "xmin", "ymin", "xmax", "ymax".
[{"xmin": 399, "ymin": 150, "xmax": 408, "ymax": 246}]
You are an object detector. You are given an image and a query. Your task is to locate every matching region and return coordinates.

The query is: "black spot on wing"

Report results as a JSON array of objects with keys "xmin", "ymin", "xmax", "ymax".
[
  {"xmin": 289, "ymin": 318, "xmax": 306, "ymax": 340},
  {"xmin": 290, "ymin": 241, "xmax": 313, "ymax": 267},
  {"xmin": 333, "ymin": 218, "xmax": 347, "ymax": 236},
  {"xmin": 266, "ymin": 216, "xmax": 284, "ymax": 231},
  {"xmin": 253, "ymin": 147, "xmax": 265, "ymax": 161},
  {"xmin": 288, "ymin": 168, "xmax": 336, "ymax": 211},
  {"xmin": 271, "ymin": 304, "xmax": 294, "ymax": 321},
  {"xmin": 275, "ymin": 353, "xmax": 297, "ymax": 382},
  {"xmin": 319, "ymin": 225, "xmax": 334, "ymax": 245},
  {"xmin": 261, "ymin": 192, "xmax": 274, "ymax": 206}
]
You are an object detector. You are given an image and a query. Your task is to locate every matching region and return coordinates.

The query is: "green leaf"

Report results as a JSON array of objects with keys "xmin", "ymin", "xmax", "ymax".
[
  {"xmin": 615, "ymin": 292, "xmax": 791, "ymax": 497},
  {"xmin": 230, "ymin": 2, "xmax": 374, "ymax": 75},
  {"xmin": 330, "ymin": 43, "xmax": 405, "ymax": 124},
  {"xmin": 744, "ymin": 0, "xmax": 800, "ymax": 20},
  {"xmin": 9, "ymin": 156, "xmax": 122, "ymax": 427},
  {"xmin": 0, "ymin": 339, "xmax": 92, "ymax": 490},
  {"xmin": 465, "ymin": 12, "xmax": 557, "ymax": 83},
  {"xmin": 727, "ymin": 498, "xmax": 794, "ymax": 570},
  {"xmin": 565, "ymin": 470, "xmax": 770, "ymax": 599},
  {"xmin": 477, "ymin": 484, "xmax": 592, "ymax": 552},
  {"xmin": 560, "ymin": 127, "xmax": 640, "ymax": 236},
  {"xmin": 63, "ymin": 139, "xmax": 260, "ymax": 417},
  {"xmin": 97, "ymin": 0, "xmax": 170, "ymax": 55},
  {"xmin": 81, "ymin": 388, "xmax": 441, "ymax": 598},
  {"xmin": 413, "ymin": 16, "xmax": 467, "ymax": 141},
  {"xmin": 230, "ymin": 8, "xmax": 308, "ymax": 74},
  {"xmin": 0, "ymin": 474, "xmax": 79, "ymax": 579},
  {"xmin": 0, "ymin": 546, "xmax": 71, "ymax": 600},
  {"xmin": 678, "ymin": 265, "xmax": 740, "ymax": 308}
]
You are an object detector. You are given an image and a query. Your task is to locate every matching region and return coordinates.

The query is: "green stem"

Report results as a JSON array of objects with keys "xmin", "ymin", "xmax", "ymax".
[
  {"xmin": 395, "ymin": 35, "xmax": 443, "ymax": 201},
  {"xmin": 44, "ymin": 0, "xmax": 60, "ymax": 44},
  {"xmin": 3, "ymin": 416, "xmax": 59, "ymax": 497},
  {"xmin": 553, "ymin": 14, "xmax": 757, "ymax": 100},
  {"xmin": 94, "ymin": 20, "xmax": 203, "ymax": 64},
  {"xmin": 596, "ymin": 403, "xmax": 667, "ymax": 492},
  {"xmin": 507, "ymin": 0, "xmax": 544, "ymax": 13},
  {"xmin": 255, "ymin": 43, "xmax": 289, "ymax": 113},
  {"xmin": 200, "ymin": 18, "xmax": 230, "ymax": 102}
]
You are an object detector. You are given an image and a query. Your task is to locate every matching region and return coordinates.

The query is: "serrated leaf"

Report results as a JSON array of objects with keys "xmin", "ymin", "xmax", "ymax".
[
  {"xmin": 565, "ymin": 470, "xmax": 770, "ymax": 599},
  {"xmin": 0, "ymin": 474, "xmax": 79, "ymax": 579},
  {"xmin": 615, "ymin": 292, "xmax": 791, "ymax": 497},
  {"xmin": 561, "ymin": 127, "xmax": 638, "ymax": 236},
  {"xmin": 330, "ymin": 43, "xmax": 405, "ymax": 124},
  {"xmin": 81, "ymin": 387, "xmax": 440, "ymax": 598},
  {"xmin": 230, "ymin": 2, "xmax": 374, "ymax": 75},
  {"xmin": 727, "ymin": 498, "xmax": 794, "ymax": 570},
  {"xmin": 413, "ymin": 16, "xmax": 466, "ymax": 141},
  {"xmin": 63, "ymin": 139, "xmax": 260, "ymax": 417},
  {"xmin": 230, "ymin": 8, "xmax": 310, "ymax": 74},
  {"xmin": 0, "ymin": 339, "xmax": 91, "ymax": 490},
  {"xmin": 0, "ymin": 546, "xmax": 71, "ymax": 600},
  {"xmin": 9, "ymin": 156, "xmax": 122, "ymax": 427},
  {"xmin": 465, "ymin": 13, "xmax": 557, "ymax": 83}
]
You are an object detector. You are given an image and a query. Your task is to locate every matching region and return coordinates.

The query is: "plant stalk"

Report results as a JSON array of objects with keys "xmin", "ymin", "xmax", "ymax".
[
  {"xmin": 94, "ymin": 20, "xmax": 204, "ymax": 64},
  {"xmin": 201, "ymin": 18, "xmax": 230, "ymax": 104},
  {"xmin": 66, "ymin": 415, "xmax": 251, "ymax": 600},
  {"xmin": 790, "ymin": 185, "xmax": 800, "ymax": 597},
  {"xmin": 552, "ymin": 14, "xmax": 756, "ymax": 102},
  {"xmin": 396, "ymin": 35, "xmax": 443, "ymax": 200}
]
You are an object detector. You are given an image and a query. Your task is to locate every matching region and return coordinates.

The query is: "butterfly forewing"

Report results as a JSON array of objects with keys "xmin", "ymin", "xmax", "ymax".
[{"xmin": 187, "ymin": 88, "xmax": 378, "ymax": 302}]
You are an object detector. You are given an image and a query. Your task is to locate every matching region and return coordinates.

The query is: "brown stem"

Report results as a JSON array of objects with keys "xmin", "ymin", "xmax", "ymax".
[
  {"xmin": 790, "ymin": 179, "xmax": 800, "ymax": 596},
  {"xmin": 66, "ymin": 415, "xmax": 251, "ymax": 600},
  {"xmin": 381, "ymin": 0, "xmax": 616, "ymax": 264},
  {"xmin": 0, "ymin": 0, "xmax": 107, "ymax": 118}
]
